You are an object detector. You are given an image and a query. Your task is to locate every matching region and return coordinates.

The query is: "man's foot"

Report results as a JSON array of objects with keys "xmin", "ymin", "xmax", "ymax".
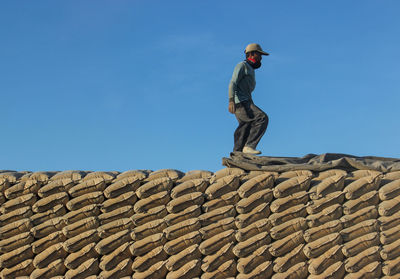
[{"xmin": 242, "ymin": 146, "xmax": 261, "ymax": 155}]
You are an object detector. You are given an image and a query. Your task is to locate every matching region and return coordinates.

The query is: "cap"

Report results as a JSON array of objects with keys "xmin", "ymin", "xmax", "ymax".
[{"xmin": 244, "ymin": 43, "xmax": 269, "ymax": 56}]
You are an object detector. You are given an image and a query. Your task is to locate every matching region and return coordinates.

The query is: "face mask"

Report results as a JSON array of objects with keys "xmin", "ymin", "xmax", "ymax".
[{"xmin": 246, "ymin": 57, "xmax": 261, "ymax": 69}]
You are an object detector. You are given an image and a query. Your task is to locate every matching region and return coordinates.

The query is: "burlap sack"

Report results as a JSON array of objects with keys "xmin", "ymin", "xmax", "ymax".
[
  {"xmin": 136, "ymin": 177, "xmax": 173, "ymax": 199},
  {"xmin": 343, "ymin": 190, "xmax": 379, "ymax": 215},
  {"xmin": 131, "ymin": 219, "xmax": 167, "ymax": 240},
  {"xmin": 381, "ymin": 223, "xmax": 400, "ymax": 245},
  {"xmin": 0, "ymin": 259, "xmax": 34, "ymax": 279},
  {"xmin": 202, "ymin": 191, "xmax": 240, "ymax": 213},
  {"xmin": 382, "ymin": 256, "xmax": 400, "ymax": 276},
  {"xmin": 236, "ymin": 260, "xmax": 274, "ymax": 279},
  {"xmin": 379, "ymin": 211, "xmax": 400, "ymax": 231},
  {"xmin": 381, "ymin": 238, "xmax": 400, "ymax": 260},
  {"xmin": 129, "ymin": 233, "xmax": 166, "ymax": 257},
  {"xmin": 379, "ymin": 179, "xmax": 400, "ymax": 201},
  {"xmin": 268, "ymin": 231, "xmax": 304, "ymax": 257},
  {"xmin": 94, "ymin": 229, "xmax": 130, "ymax": 255},
  {"xmin": 171, "ymin": 178, "xmax": 210, "ymax": 199},
  {"xmin": 99, "ymin": 242, "xmax": 131, "ymax": 271},
  {"xmin": 32, "ymin": 230, "xmax": 66, "ymax": 254},
  {"xmin": 340, "ymin": 219, "xmax": 379, "ymax": 242},
  {"xmin": 270, "ymin": 191, "xmax": 309, "ymax": 213},
  {"xmin": 30, "ymin": 204, "xmax": 66, "ymax": 226},
  {"xmin": 268, "ymin": 204, "xmax": 307, "ymax": 227},
  {"xmin": 0, "ymin": 231, "xmax": 33, "ymax": 253},
  {"xmin": 64, "ymin": 229, "xmax": 101, "ymax": 253},
  {"xmin": 97, "ymin": 218, "xmax": 133, "ymax": 238},
  {"xmin": 0, "ymin": 218, "xmax": 32, "ymax": 239},
  {"xmin": 65, "ymin": 242, "xmax": 99, "ymax": 270},
  {"xmin": 30, "ymin": 258, "xmax": 66, "ymax": 279},
  {"xmin": 33, "ymin": 192, "xmax": 69, "ymax": 213},
  {"xmin": 235, "ymin": 218, "xmax": 272, "ymax": 242},
  {"xmin": 383, "ymin": 170, "xmax": 400, "ymax": 181},
  {"xmin": 348, "ymin": 170, "xmax": 382, "ymax": 180},
  {"xmin": 200, "ymin": 205, "xmax": 236, "ymax": 227},
  {"xmin": 64, "ymin": 258, "xmax": 99, "ymax": 279},
  {"xmin": 345, "ymin": 261, "xmax": 381, "ymax": 279},
  {"xmin": 68, "ymin": 177, "xmax": 107, "ymax": 198},
  {"xmin": 33, "ymin": 243, "xmax": 68, "ymax": 269},
  {"xmin": 270, "ymin": 262, "xmax": 308, "ymax": 279},
  {"xmin": 0, "ymin": 244, "xmax": 33, "ymax": 269},
  {"xmin": 308, "ymin": 261, "xmax": 345, "ymax": 279},
  {"xmin": 241, "ymin": 170, "xmax": 278, "ymax": 182},
  {"xmin": 237, "ymin": 173, "xmax": 275, "ymax": 198},
  {"xmin": 62, "ymin": 216, "xmax": 99, "ymax": 238},
  {"xmin": 104, "ymin": 176, "xmax": 142, "ymax": 198},
  {"xmin": 199, "ymin": 217, "xmax": 236, "ymax": 240},
  {"xmin": 344, "ymin": 246, "xmax": 380, "ymax": 273},
  {"xmin": 303, "ymin": 232, "xmax": 342, "ymax": 259},
  {"xmin": 98, "ymin": 205, "xmax": 133, "ymax": 225},
  {"xmin": 132, "ymin": 245, "xmax": 168, "ymax": 272},
  {"xmin": 312, "ymin": 169, "xmax": 347, "ymax": 181},
  {"xmin": 306, "ymin": 204, "xmax": 342, "ymax": 228},
  {"xmin": 236, "ymin": 188, "xmax": 273, "ymax": 214},
  {"xmin": 101, "ymin": 191, "xmax": 137, "ymax": 213},
  {"xmin": 342, "ymin": 232, "xmax": 380, "ymax": 258},
  {"xmin": 273, "ymin": 176, "xmax": 311, "ymax": 199},
  {"xmin": 166, "ymin": 259, "xmax": 202, "ymax": 279},
  {"xmin": 205, "ymin": 174, "xmax": 241, "ymax": 200},
  {"xmin": 201, "ymin": 242, "xmax": 235, "ymax": 272},
  {"xmin": 134, "ymin": 191, "xmax": 170, "ymax": 214},
  {"xmin": 168, "ymin": 192, "xmax": 204, "ymax": 216},
  {"xmin": 31, "ymin": 216, "xmax": 66, "ymax": 238},
  {"xmin": 163, "ymin": 218, "xmax": 201, "ymax": 240},
  {"xmin": 81, "ymin": 171, "xmax": 116, "ymax": 182},
  {"xmin": 199, "ymin": 229, "xmax": 236, "ymax": 256},
  {"xmin": 37, "ymin": 178, "xmax": 75, "ymax": 198},
  {"xmin": 165, "ymin": 244, "xmax": 200, "ymax": 271},
  {"xmin": 0, "ymin": 192, "xmax": 5, "ymax": 205},
  {"xmin": 235, "ymin": 203, "xmax": 269, "ymax": 229},
  {"xmin": 0, "ymin": 193, "xmax": 37, "ymax": 214},
  {"xmin": 131, "ymin": 205, "xmax": 167, "ymax": 226},
  {"xmin": 145, "ymin": 169, "xmax": 184, "ymax": 182},
  {"xmin": 0, "ymin": 171, "xmax": 26, "ymax": 185},
  {"xmin": 5, "ymin": 179, "xmax": 41, "ymax": 199},
  {"xmin": 304, "ymin": 220, "xmax": 342, "ymax": 243},
  {"xmin": 50, "ymin": 170, "xmax": 87, "ymax": 182},
  {"xmin": 276, "ymin": 170, "xmax": 313, "ymax": 183},
  {"xmin": 210, "ymin": 167, "xmax": 245, "ymax": 184},
  {"xmin": 344, "ymin": 173, "xmax": 382, "ymax": 200},
  {"xmin": 131, "ymin": 260, "xmax": 168, "ymax": 279},
  {"xmin": 114, "ymin": 170, "xmax": 147, "ymax": 182},
  {"xmin": 163, "ymin": 231, "xmax": 202, "ymax": 256},
  {"xmin": 233, "ymin": 231, "xmax": 271, "ymax": 258},
  {"xmin": 273, "ymin": 243, "xmax": 307, "ymax": 273},
  {"xmin": 98, "ymin": 258, "xmax": 133, "ymax": 279},
  {"xmin": 66, "ymin": 191, "xmax": 104, "ymax": 211},
  {"xmin": 237, "ymin": 245, "xmax": 271, "ymax": 274},
  {"xmin": 379, "ymin": 196, "xmax": 400, "ymax": 217},
  {"xmin": 270, "ymin": 217, "xmax": 308, "ymax": 240},
  {"xmin": 306, "ymin": 191, "xmax": 345, "ymax": 215},
  {"xmin": 200, "ymin": 259, "xmax": 237, "ymax": 279},
  {"xmin": 176, "ymin": 170, "xmax": 213, "ymax": 183},
  {"xmin": 308, "ymin": 245, "xmax": 344, "ymax": 275},
  {"xmin": 340, "ymin": 206, "xmax": 378, "ymax": 228},
  {"xmin": 314, "ymin": 174, "xmax": 346, "ymax": 198},
  {"xmin": 64, "ymin": 204, "xmax": 100, "ymax": 225}
]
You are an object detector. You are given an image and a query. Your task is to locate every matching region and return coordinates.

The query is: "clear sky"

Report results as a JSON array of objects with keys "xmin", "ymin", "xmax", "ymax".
[{"xmin": 1, "ymin": 1, "xmax": 400, "ymax": 173}]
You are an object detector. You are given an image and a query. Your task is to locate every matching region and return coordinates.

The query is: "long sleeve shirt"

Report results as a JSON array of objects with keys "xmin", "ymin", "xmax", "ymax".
[{"xmin": 228, "ymin": 61, "xmax": 256, "ymax": 104}]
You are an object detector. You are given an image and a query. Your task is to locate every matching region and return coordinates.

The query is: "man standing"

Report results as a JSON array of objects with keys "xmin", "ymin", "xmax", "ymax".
[{"xmin": 228, "ymin": 43, "xmax": 269, "ymax": 154}]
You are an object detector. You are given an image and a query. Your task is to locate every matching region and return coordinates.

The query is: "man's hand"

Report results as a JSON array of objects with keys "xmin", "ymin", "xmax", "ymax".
[{"xmin": 228, "ymin": 101, "xmax": 235, "ymax": 114}]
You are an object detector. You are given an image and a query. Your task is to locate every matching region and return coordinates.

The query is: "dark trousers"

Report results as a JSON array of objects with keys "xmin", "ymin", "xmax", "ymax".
[{"xmin": 233, "ymin": 100, "xmax": 269, "ymax": 152}]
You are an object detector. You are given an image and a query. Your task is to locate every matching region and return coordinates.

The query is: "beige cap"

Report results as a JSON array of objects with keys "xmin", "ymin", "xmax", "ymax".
[{"xmin": 244, "ymin": 43, "xmax": 269, "ymax": 55}]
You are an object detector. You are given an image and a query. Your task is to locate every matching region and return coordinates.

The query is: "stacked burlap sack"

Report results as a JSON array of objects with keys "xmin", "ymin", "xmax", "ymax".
[{"xmin": 1, "ymin": 166, "xmax": 400, "ymax": 278}]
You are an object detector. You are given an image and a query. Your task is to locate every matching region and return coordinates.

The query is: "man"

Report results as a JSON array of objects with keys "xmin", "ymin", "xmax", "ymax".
[{"xmin": 228, "ymin": 43, "xmax": 269, "ymax": 155}]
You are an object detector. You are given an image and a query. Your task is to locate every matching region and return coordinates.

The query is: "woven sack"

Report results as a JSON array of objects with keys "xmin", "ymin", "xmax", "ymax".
[
  {"xmin": 236, "ymin": 188, "xmax": 273, "ymax": 214},
  {"xmin": 379, "ymin": 211, "xmax": 400, "ymax": 231},
  {"xmin": 33, "ymin": 243, "xmax": 67, "ymax": 269},
  {"xmin": 163, "ymin": 231, "xmax": 202, "ymax": 256},
  {"xmin": 205, "ymin": 174, "xmax": 241, "ymax": 200},
  {"xmin": 237, "ymin": 173, "xmax": 275, "ymax": 198},
  {"xmin": 101, "ymin": 191, "xmax": 137, "ymax": 213},
  {"xmin": 314, "ymin": 174, "xmax": 346, "ymax": 198},
  {"xmin": 98, "ymin": 258, "xmax": 133, "ymax": 279},
  {"xmin": 64, "ymin": 258, "xmax": 99, "ymax": 279},
  {"xmin": 64, "ymin": 229, "xmax": 100, "ymax": 253},
  {"xmin": 276, "ymin": 170, "xmax": 313, "ymax": 184},
  {"xmin": 308, "ymin": 244, "xmax": 344, "ymax": 275},
  {"xmin": 268, "ymin": 231, "xmax": 304, "ymax": 257},
  {"xmin": 97, "ymin": 217, "xmax": 133, "ymax": 238},
  {"xmin": 348, "ymin": 170, "xmax": 382, "ymax": 180},
  {"xmin": 163, "ymin": 218, "xmax": 200, "ymax": 240},
  {"xmin": 131, "ymin": 205, "xmax": 167, "ymax": 226},
  {"xmin": 65, "ymin": 242, "xmax": 99, "ymax": 269},
  {"xmin": 166, "ymin": 259, "xmax": 202, "ymax": 279},
  {"xmin": 136, "ymin": 177, "xmax": 173, "ymax": 199},
  {"xmin": 343, "ymin": 190, "xmax": 379, "ymax": 215},
  {"xmin": 0, "ymin": 193, "xmax": 37, "ymax": 214},
  {"xmin": 340, "ymin": 219, "xmax": 379, "ymax": 242},
  {"xmin": 273, "ymin": 243, "xmax": 307, "ymax": 273},
  {"xmin": 200, "ymin": 205, "xmax": 236, "ymax": 227},
  {"xmin": 171, "ymin": 178, "xmax": 209, "ymax": 198},
  {"xmin": 308, "ymin": 261, "xmax": 345, "ymax": 279},
  {"xmin": 32, "ymin": 230, "xmax": 66, "ymax": 254},
  {"xmin": 5, "ymin": 179, "xmax": 41, "ymax": 199},
  {"xmin": 344, "ymin": 246, "xmax": 380, "ymax": 273},
  {"xmin": 134, "ymin": 191, "xmax": 170, "ymax": 213},
  {"xmin": 379, "ymin": 179, "xmax": 400, "ymax": 201},
  {"xmin": 129, "ymin": 233, "xmax": 166, "ymax": 257},
  {"xmin": 342, "ymin": 232, "xmax": 380, "ymax": 258},
  {"xmin": 379, "ymin": 196, "xmax": 400, "ymax": 216},
  {"xmin": 68, "ymin": 177, "xmax": 107, "ymax": 198},
  {"xmin": 38, "ymin": 178, "xmax": 75, "ymax": 198},
  {"xmin": 306, "ymin": 191, "xmax": 344, "ymax": 215},
  {"xmin": 381, "ymin": 223, "xmax": 400, "ymax": 245},
  {"xmin": 382, "ymin": 256, "xmax": 400, "ymax": 276},
  {"xmin": 233, "ymin": 231, "xmax": 271, "ymax": 258},
  {"xmin": 165, "ymin": 244, "xmax": 201, "ymax": 272},
  {"xmin": 306, "ymin": 204, "xmax": 342, "ymax": 228},
  {"xmin": 94, "ymin": 229, "xmax": 130, "ymax": 255},
  {"xmin": 340, "ymin": 206, "xmax": 378, "ymax": 228},
  {"xmin": 200, "ymin": 259, "xmax": 237, "ymax": 279},
  {"xmin": 199, "ymin": 217, "xmax": 236, "ymax": 240},
  {"xmin": 131, "ymin": 219, "xmax": 167, "ymax": 240},
  {"xmin": 131, "ymin": 260, "xmax": 168, "ymax": 279},
  {"xmin": 381, "ymin": 238, "xmax": 400, "ymax": 260},
  {"xmin": 114, "ymin": 170, "xmax": 147, "ymax": 182},
  {"xmin": 268, "ymin": 204, "xmax": 307, "ymax": 227},
  {"xmin": 176, "ymin": 170, "xmax": 212, "ymax": 183},
  {"xmin": 237, "ymin": 244, "xmax": 271, "ymax": 274},
  {"xmin": 64, "ymin": 204, "xmax": 100, "ymax": 225},
  {"xmin": 270, "ymin": 262, "xmax": 308, "ymax": 279},
  {"xmin": 98, "ymin": 205, "xmax": 134, "ymax": 225},
  {"xmin": 235, "ymin": 218, "xmax": 272, "ymax": 242},
  {"xmin": 0, "ymin": 231, "xmax": 33, "ymax": 253},
  {"xmin": 31, "ymin": 216, "xmax": 66, "ymax": 238},
  {"xmin": 235, "ymin": 203, "xmax": 269, "ymax": 229},
  {"xmin": 199, "ymin": 229, "xmax": 236, "ymax": 256},
  {"xmin": 236, "ymin": 260, "xmax": 274, "ymax": 279},
  {"xmin": 66, "ymin": 191, "xmax": 104, "ymax": 211},
  {"xmin": 0, "ymin": 244, "xmax": 33, "ymax": 268},
  {"xmin": 104, "ymin": 176, "xmax": 142, "ymax": 198},
  {"xmin": 201, "ymin": 242, "xmax": 235, "ymax": 272},
  {"xmin": 49, "ymin": 170, "xmax": 87, "ymax": 182},
  {"xmin": 241, "ymin": 170, "xmax": 278, "ymax": 182},
  {"xmin": 62, "ymin": 216, "xmax": 99, "ymax": 238},
  {"xmin": 30, "ymin": 204, "xmax": 66, "ymax": 226},
  {"xmin": 81, "ymin": 171, "xmax": 116, "ymax": 182},
  {"xmin": 0, "ymin": 218, "xmax": 32, "ymax": 239},
  {"xmin": 303, "ymin": 232, "xmax": 342, "ymax": 259},
  {"xmin": 304, "ymin": 220, "xmax": 342, "ymax": 243},
  {"xmin": 202, "ymin": 191, "xmax": 239, "ymax": 213},
  {"xmin": 344, "ymin": 261, "xmax": 381, "ymax": 279},
  {"xmin": 270, "ymin": 217, "xmax": 307, "ymax": 240},
  {"xmin": 33, "ymin": 192, "xmax": 69, "ymax": 213},
  {"xmin": 164, "ymin": 204, "xmax": 201, "ymax": 226},
  {"xmin": 132, "ymin": 246, "xmax": 168, "ymax": 272},
  {"xmin": 270, "ymin": 191, "xmax": 309, "ymax": 213},
  {"xmin": 30, "ymin": 258, "xmax": 66, "ymax": 279},
  {"xmin": 0, "ymin": 259, "xmax": 34, "ymax": 279},
  {"xmin": 210, "ymin": 167, "xmax": 245, "ymax": 183},
  {"xmin": 273, "ymin": 176, "xmax": 311, "ymax": 198},
  {"xmin": 144, "ymin": 169, "xmax": 183, "ymax": 182},
  {"xmin": 343, "ymin": 173, "xmax": 382, "ymax": 200}
]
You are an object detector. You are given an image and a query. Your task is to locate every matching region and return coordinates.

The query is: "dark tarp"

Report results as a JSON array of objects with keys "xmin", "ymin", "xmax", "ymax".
[{"xmin": 222, "ymin": 153, "xmax": 400, "ymax": 173}]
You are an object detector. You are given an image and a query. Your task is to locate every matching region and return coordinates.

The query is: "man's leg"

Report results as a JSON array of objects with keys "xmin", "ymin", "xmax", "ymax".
[
  {"xmin": 233, "ymin": 120, "xmax": 251, "ymax": 152},
  {"xmin": 244, "ymin": 103, "xmax": 269, "ymax": 149}
]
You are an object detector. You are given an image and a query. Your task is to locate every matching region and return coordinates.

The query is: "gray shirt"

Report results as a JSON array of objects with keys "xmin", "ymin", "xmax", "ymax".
[{"xmin": 228, "ymin": 61, "xmax": 256, "ymax": 104}]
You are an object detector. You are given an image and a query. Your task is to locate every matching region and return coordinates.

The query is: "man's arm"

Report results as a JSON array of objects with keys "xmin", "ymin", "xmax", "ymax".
[{"xmin": 228, "ymin": 63, "xmax": 244, "ymax": 114}]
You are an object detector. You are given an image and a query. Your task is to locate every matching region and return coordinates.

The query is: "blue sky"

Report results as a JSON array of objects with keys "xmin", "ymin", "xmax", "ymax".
[{"xmin": 1, "ymin": 1, "xmax": 399, "ymax": 173}]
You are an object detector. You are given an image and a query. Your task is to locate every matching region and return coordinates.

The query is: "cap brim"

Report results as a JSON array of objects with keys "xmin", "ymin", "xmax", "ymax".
[{"xmin": 258, "ymin": 50, "xmax": 269, "ymax": 56}]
